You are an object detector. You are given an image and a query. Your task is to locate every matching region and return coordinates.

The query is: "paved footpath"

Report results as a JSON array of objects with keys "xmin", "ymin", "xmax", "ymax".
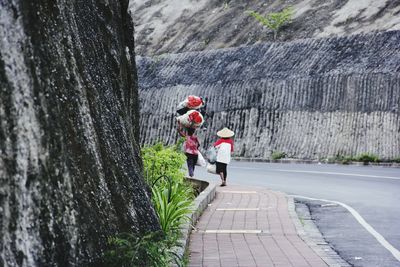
[{"xmin": 188, "ymin": 184, "xmax": 328, "ymax": 267}]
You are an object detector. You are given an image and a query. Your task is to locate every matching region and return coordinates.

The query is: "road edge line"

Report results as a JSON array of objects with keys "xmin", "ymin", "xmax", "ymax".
[
  {"xmin": 290, "ymin": 195, "xmax": 400, "ymax": 262},
  {"xmin": 287, "ymin": 196, "xmax": 347, "ymax": 267}
]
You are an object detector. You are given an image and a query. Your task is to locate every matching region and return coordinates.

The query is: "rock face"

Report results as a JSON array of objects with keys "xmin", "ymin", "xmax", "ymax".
[
  {"xmin": 0, "ymin": 1, "xmax": 159, "ymax": 266},
  {"xmin": 137, "ymin": 30, "xmax": 400, "ymax": 160},
  {"xmin": 131, "ymin": 0, "xmax": 400, "ymax": 56}
]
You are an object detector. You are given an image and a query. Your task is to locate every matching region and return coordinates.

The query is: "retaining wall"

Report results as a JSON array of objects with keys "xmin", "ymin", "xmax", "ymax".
[{"xmin": 137, "ymin": 31, "xmax": 400, "ymax": 159}]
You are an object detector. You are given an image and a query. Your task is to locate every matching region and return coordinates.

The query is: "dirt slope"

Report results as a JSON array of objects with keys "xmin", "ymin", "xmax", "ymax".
[{"xmin": 130, "ymin": 0, "xmax": 400, "ymax": 55}]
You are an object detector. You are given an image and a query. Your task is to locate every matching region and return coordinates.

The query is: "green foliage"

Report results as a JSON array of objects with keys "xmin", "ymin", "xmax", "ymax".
[
  {"xmin": 142, "ymin": 142, "xmax": 194, "ymax": 235},
  {"xmin": 299, "ymin": 216, "xmax": 305, "ymax": 227},
  {"xmin": 173, "ymin": 137, "xmax": 186, "ymax": 153},
  {"xmin": 106, "ymin": 231, "xmax": 182, "ymax": 267},
  {"xmin": 332, "ymin": 154, "xmax": 354, "ymax": 164},
  {"xmin": 247, "ymin": 6, "xmax": 294, "ymax": 40},
  {"xmin": 106, "ymin": 142, "xmax": 194, "ymax": 266},
  {"xmin": 355, "ymin": 153, "xmax": 380, "ymax": 163},
  {"xmin": 333, "ymin": 153, "xmax": 380, "ymax": 164},
  {"xmin": 394, "ymin": 157, "xmax": 400, "ymax": 163},
  {"xmin": 271, "ymin": 151, "xmax": 286, "ymax": 160},
  {"xmin": 142, "ymin": 142, "xmax": 186, "ymax": 185},
  {"xmin": 152, "ymin": 183, "xmax": 193, "ymax": 234},
  {"xmin": 223, "ymin": 0, "xmax": 230, "ymax": 10}
]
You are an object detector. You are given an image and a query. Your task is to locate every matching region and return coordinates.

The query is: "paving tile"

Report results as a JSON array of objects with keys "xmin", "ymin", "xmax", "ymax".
[{"xmin": 189, "ymin": 185, "xmax": 328, "ymax": 267}]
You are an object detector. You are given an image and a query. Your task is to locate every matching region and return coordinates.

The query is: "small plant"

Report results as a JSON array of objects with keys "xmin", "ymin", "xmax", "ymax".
[
  {"xmin": 246, "ymin": 6, "xmax": 294, "ymax": 40},
  {"xmin": 299, "ymin": 216, "xmax": 305, "ymax": 227},
  {"xmin": 223, "ymin": 1, "xmax": 229, "ymax": 10},
  {"xmin": 355, "ymin": 153, "xmax": 380, "ymax": 163},
  {"xmin": 271, "ymin": 151, "xmax": 286, "ymax": 160},
  {"xmin": 106, "ymin": 231, "xmax": 182, "ymax": 267},
  {"xmin": 152, "ymin": 182, "xmax": 193, "ymax": 234}
]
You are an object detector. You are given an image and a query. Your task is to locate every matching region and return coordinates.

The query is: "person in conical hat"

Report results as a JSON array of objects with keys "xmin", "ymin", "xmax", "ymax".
[{"xmin": 214, "ymin": 127, "xmax": 234, "ymax": 186}]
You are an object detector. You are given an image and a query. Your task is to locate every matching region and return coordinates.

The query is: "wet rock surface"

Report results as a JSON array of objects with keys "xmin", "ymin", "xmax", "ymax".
[
  {"xmin": 137, "ymin": 30, "xmax": 400, "ymax": 160},
  {"xmin": 0, "ymin": 1, "xmax": 159, "ymax": 266}
]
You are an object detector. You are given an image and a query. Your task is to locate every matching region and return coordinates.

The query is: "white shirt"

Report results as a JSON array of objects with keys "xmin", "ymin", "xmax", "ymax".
[{"xmin": 216, "ymin": 143, "xmax": 232, "ymax": 164}]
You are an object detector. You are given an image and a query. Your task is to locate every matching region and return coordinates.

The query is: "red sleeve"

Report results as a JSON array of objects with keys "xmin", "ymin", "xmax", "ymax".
[
  {"xmin": 214, "ymin": 139, "xmax": 223, "ymax": 147},
  {"xmin": 214, "ymin": 139, "xmax": 234, "ymax": 151}
]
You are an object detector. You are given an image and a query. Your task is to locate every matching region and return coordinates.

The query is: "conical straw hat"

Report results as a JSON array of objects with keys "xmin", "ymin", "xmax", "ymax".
[{"xmin": 217, "ymin": 127, "xmax": 234, "ymax": 138}]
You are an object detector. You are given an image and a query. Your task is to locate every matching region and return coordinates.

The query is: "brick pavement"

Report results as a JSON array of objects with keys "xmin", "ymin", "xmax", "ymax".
[{"xmin": 188, "ymin": 184, "xmax": 328, "ymax": 267}]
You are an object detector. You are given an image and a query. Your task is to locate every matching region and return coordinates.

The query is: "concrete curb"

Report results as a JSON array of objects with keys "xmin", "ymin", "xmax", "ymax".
[
  {"xmin": 174, "ymin": 177, "xmax": 217, "ymax": 264},
  {"xmin": 287, "ymin": 196, "xmax": 350, "ymax": 267},
  {"xmin": 234, "ymin": 157, "xmax": 400, "ymax": 168}
]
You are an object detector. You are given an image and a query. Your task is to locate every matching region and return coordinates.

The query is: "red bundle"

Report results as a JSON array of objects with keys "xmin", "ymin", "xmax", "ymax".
[
  {"xmin": 187, "ymin": 95, "xmax": 203, "ymax": 109},
  {"xmin": 176, "ymin": 110, "xmax": 204, "ymax": 128},
  {"xmin": 188, "ymin": 111, "xmax": 203, "ymax": 124}
]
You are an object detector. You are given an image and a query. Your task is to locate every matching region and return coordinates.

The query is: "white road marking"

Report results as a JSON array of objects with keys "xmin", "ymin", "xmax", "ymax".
[
  {"xmin": 230, "ymin": 166, "xmax": 400, "ymax": 180},
  {"xmin": 230, "ymin": 166, "xmax": 260, "ymax": 170},
  {"xmin": 216, "ymin": 208, "xmax": 260, "ymax": 211},
  {"xmin": 275, "ymin": 169, "xmax": 400, "ymax": 180},
  {"xmin": 199, "ymin": 230, "xmax": 268, "ymax": 234},
  {"xmin": 291, "ymin": 195, "xmax": 400, "ymax": 262},
  {"xmin": 221, "ymin": 190, "xmax": 258, "ymax": 194}
]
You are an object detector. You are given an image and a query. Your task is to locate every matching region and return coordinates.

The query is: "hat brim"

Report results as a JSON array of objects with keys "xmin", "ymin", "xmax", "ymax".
[{"xmin": 217, "ymin": 129, "xmax": 234, "ymax": 138}]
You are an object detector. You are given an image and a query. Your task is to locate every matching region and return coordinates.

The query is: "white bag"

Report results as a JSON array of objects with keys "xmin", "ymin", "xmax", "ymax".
[
  {"xmin": 206, "ymin": 147, "xmax": 217, "ymax": 163},
  {"xmin": 196, "ymin": 151, "xmax": 206, "ymax": 167},
  {"xmin": 206, "ymin": 163, "xmax": 217, "ymax": 174}
]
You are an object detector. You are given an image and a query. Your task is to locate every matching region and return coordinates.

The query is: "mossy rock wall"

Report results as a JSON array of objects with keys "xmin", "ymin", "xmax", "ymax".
[{"xmin": 0, "ymin": 1, "xmax": 159, "ymax": 266}]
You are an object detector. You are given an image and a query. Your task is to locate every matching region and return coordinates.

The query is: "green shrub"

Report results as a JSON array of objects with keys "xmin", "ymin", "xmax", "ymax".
[
  {"xmin": 341, "ymin": 156, "xmax": 355, "ymax": 165},
  {"xmin": 333, "ymin": 153, "xmax": 381, "ymax": 164},
  {"xmin": 173, "ymin": 137, "xmax": 185, "ymax": 153},
  {"xmin": 106, "ymin": 142, "xmax": 193, "ymax": 266},
  {"xmin": 355, "ymin": 153, "xmax": 380, "ymax": 163},
  {"xmin": 394, "ymin": 157, "xmax": 400, "ymax": 163},
  {"xmin": 247, "ymin": 6, "xmax": 294, "ymax": 40},
  {"xmin": 333, "ymin": 154, "xmax": 354, "ymax": 164},
  {"xmin": 142, "ymin": 142, "xmax": 194, "ymax": 236},
  {"xmin": 142, "ymin": 142, "xmax": 186, "ymax": 185},
  {"xmin": 106, "ymin": 231, "xmax": 182, "ymax": 267},
  {"xmin": 271, "ymin": 151, "xmax": 286, "ymax": 160}
]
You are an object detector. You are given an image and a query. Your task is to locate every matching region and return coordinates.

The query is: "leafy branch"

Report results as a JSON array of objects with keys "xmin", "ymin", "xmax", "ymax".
[{"xmin": 246, "ymin": 7, "xmax": 294, "ymax": 40}]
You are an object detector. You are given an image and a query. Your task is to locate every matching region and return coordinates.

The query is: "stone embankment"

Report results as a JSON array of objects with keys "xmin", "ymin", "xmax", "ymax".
[{"xmin": 137, "ymin": 30, "xmax": 400, "ymax": 160}]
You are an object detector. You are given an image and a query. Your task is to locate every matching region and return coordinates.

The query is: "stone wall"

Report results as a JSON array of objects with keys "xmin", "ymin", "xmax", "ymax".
[
  {"xmin": 0, "ymin": 1, "xmax": 159, "ymax": 266},
  {"xmin": 137, "ymin": 31, "xmax": 400, "ymax": 160}
]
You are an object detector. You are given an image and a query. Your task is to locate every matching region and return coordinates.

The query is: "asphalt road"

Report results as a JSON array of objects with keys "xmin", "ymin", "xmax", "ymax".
[{"xmin": 194, "ymin": 161, "xmax": 400, "ymax": 266}]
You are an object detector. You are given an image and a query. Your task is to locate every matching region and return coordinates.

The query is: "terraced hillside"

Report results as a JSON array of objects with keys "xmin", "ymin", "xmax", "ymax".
[{"xmin": 137, "ymin": 30, "xmax": 400, "ymax": 160}]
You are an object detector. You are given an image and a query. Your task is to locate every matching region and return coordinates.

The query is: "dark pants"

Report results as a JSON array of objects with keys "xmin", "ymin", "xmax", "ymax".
[
  {"xmin": 216, "ymin": 162, "xmax": 227, "ymax": 180},
  {"xmin": 186, "ymin": 153, "xmax": 198, "ymax": 177}
]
